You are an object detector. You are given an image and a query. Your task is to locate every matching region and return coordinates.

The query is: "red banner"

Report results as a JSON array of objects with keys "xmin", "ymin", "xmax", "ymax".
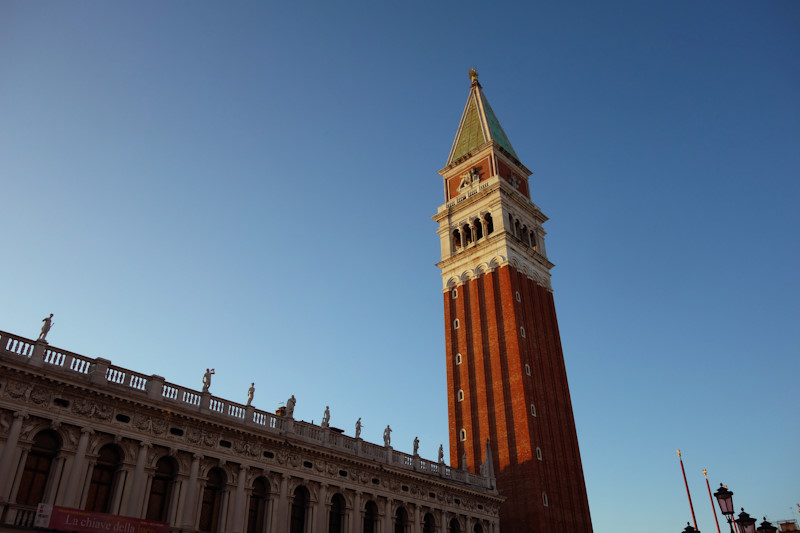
[{"xmin": 38, "ymin": 505, "xmax": 169, "ymax": 533}]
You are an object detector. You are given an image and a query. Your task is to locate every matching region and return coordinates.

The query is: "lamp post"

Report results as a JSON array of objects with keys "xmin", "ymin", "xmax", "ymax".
[
  {"xmin": 714, "ymin": 484, "xmax": 736, "ymax": 533},
  {"xmin": 755, "ymin": 518, "xmax": 777, "ymax": 533},
  {"xmin": 734, "ymin": 509, "xmax": 756, "ymax": 533}
]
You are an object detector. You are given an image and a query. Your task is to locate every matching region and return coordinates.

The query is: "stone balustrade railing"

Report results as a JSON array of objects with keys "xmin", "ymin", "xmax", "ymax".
[{"xmin": 0, "ymin": 329, "xmax": 494, "ymax": 490}]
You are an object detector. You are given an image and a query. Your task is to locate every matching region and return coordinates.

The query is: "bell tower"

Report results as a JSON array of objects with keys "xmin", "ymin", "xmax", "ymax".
[{"xmin": 433, "ymin": 70, "xmax": 593, "ymax": 532}]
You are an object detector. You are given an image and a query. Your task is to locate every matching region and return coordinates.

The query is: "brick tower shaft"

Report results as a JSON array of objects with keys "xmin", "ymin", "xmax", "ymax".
[{"xmin": 433, "ymin": 70, "xmax": 593, "ymax": 532}]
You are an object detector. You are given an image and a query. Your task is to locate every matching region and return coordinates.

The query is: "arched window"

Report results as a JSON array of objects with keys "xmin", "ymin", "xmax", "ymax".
[
  {"xmin": 423, "ymin": 513, "xmax": 436, "ymax": 533},
  {"xmin": 530, "ymin": 403, "xmax": 537, "ymax": 417},
  {"xmin": 146, "ymin": 456, "xmax": 177, "ymax": 522},
  {"xmin": 484, "ymin": 213, "xmax": 494, "ymax": 235},
  {"xmin": 452, "ymin": 229, "xmax": 462, "ymax": 250},
  {"xmin": 530, "ymin": 231, "xmax": 538, "ymax": 250},
  {"xmin": 246, "ymin": 477, "xmax": 269, "ymax": 533},
  {"xmin": 525, "ymin": 364, "xmax": 531, "ymax": 376},
  {"xmin": 449, "ymin": 518, "xmax": 461, "ymax": 533},
  {"xmin": 459, "ymin": 429, "xmax": 466, "ymax": 441},
  {"xmin": 86, "ymin": 444, "xmax": 122, "ymax": 513},
  {"xmin": 363, "ymin": 500, "xmax": 379, "ymax": 533},
  {"xmin": 328, "ymin": 493, "xmax": 346, "ymax": 533},
  {"xmin": 394, "ymin": 506, "xmax": 409, "ymax": 533},
  {"xmin": 536, "ymin": 447, "xmax": 543, "ymax": 461},
  {"xmin": 199, "ymin": 468, "xmax": 226, "ymax": 533},
  {"xmin": 453, "ymin": 319, "xmax": 460, "ymax": 330},
  {"xmin": 290, "ymin": 485, "xmax": 309, "ymax": 533},
  {"xmin": 473, "ymin": 523, "xmax": 484, "ymax": 533},
  {"xmin": 520, "ymin": 326, "xmax": 526, "ymax": 338},
  {"xmin": 457, "ymin": 390, "xmax": 464, "ymax": 402},
  {"xmin": 455, "ymin": 353, "xmax": 462, "ymax": 365},
  {"xmin": 521, "ymin": 225, "xmax": 530, "ymax": 246},
  {"xmin": 474, "ymin": 220, "xmax": 483, "ymax": 240},
  {"xmin": 16, "ymin": 430, "xmax": 59, "ymax": 506},
  {"xmin": 463, "ymin": 224, "xmax": 472, "ymax": 245},
  {"xmin": 542, "ymin": 492, "xmax": 549, "ymax": 507}
]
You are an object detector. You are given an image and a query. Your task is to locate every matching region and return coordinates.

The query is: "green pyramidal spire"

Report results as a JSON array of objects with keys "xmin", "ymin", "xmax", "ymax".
[{"xmin": 447, "ymin": 69, "xmax": 519, "ymax": 165}]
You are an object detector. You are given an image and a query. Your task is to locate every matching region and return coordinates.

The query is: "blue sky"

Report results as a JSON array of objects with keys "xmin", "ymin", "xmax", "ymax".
[{"xmin": 1, "ymin": 2, "xmax": 798, "ymax": 531}]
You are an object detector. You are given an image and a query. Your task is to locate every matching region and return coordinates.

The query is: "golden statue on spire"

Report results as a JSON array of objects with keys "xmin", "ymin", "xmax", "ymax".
[{"xmin": 469, "ymin": 68, "xmax": 479, "ymax": 84}]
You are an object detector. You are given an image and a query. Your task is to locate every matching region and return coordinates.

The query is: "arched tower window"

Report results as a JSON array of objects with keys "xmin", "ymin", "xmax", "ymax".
[
  {"xmin": 363, "ymin": 500, "xmax": 379, "ymax": 533},
  {"xmin": 473, "ymin": 219, "xmax": 483, "ymax": 240},
  {"xmin": 289, "ymin": 485, "xmax": 309, "ymax": 533},
  {"xmin": 16, "ymin": 430, "xmax": 59, "ymax": 506},
  {"xmin": 247, "ymin": 477, "xmax": 269, "ymax": 533},
  {"xmin": 484, "ymin": 213, "xmax": 494, "ymax": 235},
  {"xmin": 146, "ymin": 456, "xmax": 177, "ymax": 522},
  {"xmin": 329, "ymin": 493, "xmax": 346, "ymax": 533},
  {"xmin": 459, "ymin": 429, "xmax": 466, "ymax": 441},
  {"xmin": 199, "ymin": 467, "xmax": 226, "ymax": 533},
  {"xmin": 530, "ymin": 231, "xmax": 538, "ymax": 250},
  {"xmin": 463, "ymin": 224, "xmax": 473, "ymax": 245},
  {"xmin": 521, "ymin": 225, "xmax": 530, "ymax": 246},
  {"xmin": 86, "ymin": 444, "xmax": 122, "ymax": 513},
  {"xmin": 452, "ymin": 229, "xmax": 462, "ymax": 251}
]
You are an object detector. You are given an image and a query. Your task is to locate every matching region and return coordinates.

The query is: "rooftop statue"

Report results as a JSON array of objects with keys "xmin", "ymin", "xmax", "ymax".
[
  {"xmin": 383, "ymin": 425, "xmax": 392, "ymax": 447},
  {"xmin": 38, "ymin": 314, "xmax": 53, "ymax": 342},
  {"xmin": 202, "ymin": 368, "xmax": 215, "ymax": 392},
  {"xmin": 286, "ymin": 395, "xmax": 296, "ymax": 418},
  {"xmin": 321, "ymin": 406, "xmax": 330, "ymax": 427},
  {"xmin": 246, "ymin": 383, "xmax": 255, "ymax": 406},
  {"xmin": 413, "ymin": 436, "xmax": 419, "ymax": 456},
  {"xmin": 355, "ymin": 417, "xmax": 362, "ymax": 438}
]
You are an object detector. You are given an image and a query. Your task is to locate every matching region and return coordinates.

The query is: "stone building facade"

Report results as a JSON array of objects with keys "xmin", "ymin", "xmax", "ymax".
[{"xmin": 0, "ymin": 330, "xmax": 502, "ymax": 533}]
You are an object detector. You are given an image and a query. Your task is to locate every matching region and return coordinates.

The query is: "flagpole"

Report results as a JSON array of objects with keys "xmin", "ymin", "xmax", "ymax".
[
  {"xmin": 678, "ymin": 450, "xmax": 698, "ymax": 530},
  {"xmin": 703, "ymin": 469, "xmax": 721, "ymax": 533}
]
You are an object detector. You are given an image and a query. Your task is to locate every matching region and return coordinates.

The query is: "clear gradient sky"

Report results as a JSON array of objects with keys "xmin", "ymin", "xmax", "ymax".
[{"xmin": 1, "ymin": 2, "xmax": 798, "ymax": 532}]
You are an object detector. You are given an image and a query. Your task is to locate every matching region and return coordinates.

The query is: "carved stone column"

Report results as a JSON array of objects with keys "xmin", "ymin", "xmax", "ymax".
[
  {"xmin": 231, "ymin": 464, "xmax": 248, "ymax": 533},
  {"xmin": 63, "ymin": 428, "xmax": 93, "ymax": 508},
  {"xmin": 0, "ymin": 411, "xmax": 27, "ymax": 502},
  {"xmin": 413, "ymin": 504, "xmax": 421, "ymax": 533},
  {"xmin": 275, "ymin": 473, "xmax": 289, "ymax": 533},
  {"xmin": 315, "ymin": 482, "xmax": 328, "ymax": 533},
  {"xmin": 180, "ymin": 454, "xmax": 201, "ymax": 529},
  {"xmin": 122, "ymin": 441, "xmax": 150, "ymax": 517},
  {"xmin": 350, "ymin": 491, "xmax": 361, "ymax": 533},
  {"xmin": 382, "ymin": 497, "xmax": 392, "ymax": 533}
]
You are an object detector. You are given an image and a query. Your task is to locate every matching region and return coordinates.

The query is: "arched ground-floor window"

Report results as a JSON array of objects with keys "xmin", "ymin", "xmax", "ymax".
[
  {"xmin": 289, "ymin": 485, "xmax": 309, "ymax": 533},
  {"xmin": 394, "ymin": 506, "xmax": 408, "ymax": 533},
  {"xmin": 199, "ymin": 468, "xmax": 226, "ymax": 533},
  {"xmin": 328, "ymin": 493, "xmax": 346, "ymax": 533},
  {"xmin": 423, "ymin": 513, "xmax": 436, "ymax": 533},
  {"xmin": 363, "ymin": 500, "xmax": 379, "ymax": 533},
  {"xmin": 86, "ymin": 444, "xmax": 122, "ymax": 513},
  {"xmin": 246, "ymin": 477, "xmax": 269, "ymax": 533},
  {"xmin": 146, "ymin": 456, "xmax": 177, "ymax": 522},
  {"xmin": 16, "ymin": 430, "xmax": 59, "ymax": 506}
]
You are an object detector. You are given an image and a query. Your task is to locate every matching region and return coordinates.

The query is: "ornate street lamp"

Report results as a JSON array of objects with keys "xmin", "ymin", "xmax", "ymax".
[
  {"xmin": 735, "ymin": 509, "xmax": 757, "ymax": 533},
  {"xmin": 714, "ymin": 484, "xmax": 736, "ymax": 533},
  {"xmin": 756, "ymin": 518, "xmax": 777, "ymax": 533},
  {"xmin": 682, "ymin": 522, "xmax": 701, "ymax": 533}
]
